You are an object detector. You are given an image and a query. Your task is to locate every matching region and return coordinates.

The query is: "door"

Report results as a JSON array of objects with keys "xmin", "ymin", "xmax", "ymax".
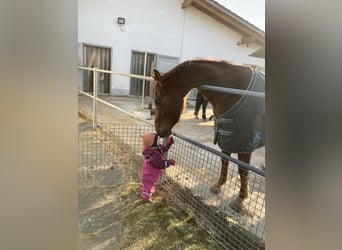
[{"xmin": 83, "ymin": 45, "xmax": 111, "ymax": 94}]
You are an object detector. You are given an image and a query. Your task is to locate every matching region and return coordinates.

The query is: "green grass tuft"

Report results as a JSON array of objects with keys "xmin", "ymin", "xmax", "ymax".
[{"xmin": 118, "ymin": 181, "xmax": 223, "ymax": 249}]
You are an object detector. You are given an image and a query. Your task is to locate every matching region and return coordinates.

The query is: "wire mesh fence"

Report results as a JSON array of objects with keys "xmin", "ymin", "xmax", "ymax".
[
  {"xmin": 78, "ymin": 122, "xmax": 265, "ymax": 249},
  {"xmin": 78, "ymin": 122, "xmax": 153, "ymax": 186},
  {"xmin": 163, "ymin": 133, "xmax": 265, "ymax": 249}
]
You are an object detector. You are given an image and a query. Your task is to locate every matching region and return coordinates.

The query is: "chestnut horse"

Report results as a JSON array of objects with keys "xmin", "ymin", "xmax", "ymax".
[{"xmin": 152, "ymin": 58, "xmax": 265, "ymax": 212}]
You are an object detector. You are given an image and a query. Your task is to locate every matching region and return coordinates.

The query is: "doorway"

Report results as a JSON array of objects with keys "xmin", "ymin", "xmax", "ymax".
[{"xmin": 83, "ymin": 45, "xmax": 111, "ymax": 94}]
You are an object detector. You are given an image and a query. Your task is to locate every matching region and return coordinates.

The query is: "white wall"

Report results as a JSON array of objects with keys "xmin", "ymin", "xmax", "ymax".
[
  {"xmin": 181, "ymin": 6, "xmax": 264, "ymax": 67},
  {"xmin": 78, "ymin": 0, "xmax": 264, "ymax": 95},
  {"xmin": 79, "ymin": 0, "xmax": 185, "ymax": 94}
]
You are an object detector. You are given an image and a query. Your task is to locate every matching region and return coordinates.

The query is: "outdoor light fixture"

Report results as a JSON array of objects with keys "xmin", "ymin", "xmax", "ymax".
[{"xmin": 117, "ymin": 17, "xmax": 125, "ymax": 25}]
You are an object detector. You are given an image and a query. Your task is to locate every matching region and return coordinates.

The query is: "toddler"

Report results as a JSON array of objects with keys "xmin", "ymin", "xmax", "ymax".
[{"xmin": 140, "ymin": 132, "xmax": 175, "ymax": 202}]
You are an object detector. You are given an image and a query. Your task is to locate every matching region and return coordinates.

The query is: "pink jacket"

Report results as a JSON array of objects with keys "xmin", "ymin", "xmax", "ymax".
[{"xmin": 141, "ymin": 140, "xmax": 174, "ymax": 184}]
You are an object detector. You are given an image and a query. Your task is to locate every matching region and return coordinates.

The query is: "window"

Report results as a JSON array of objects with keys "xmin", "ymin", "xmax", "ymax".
[
  {"xmin": 130, "ymin": 51, "xmax": 155, "ymax": 96},
  {"xmin": 130, "ymin": 51, "xmax": 179, "ymax": 97},
  {"xmin": 156, "ymin": 55, "xmax": 179, "ymax": 74}
]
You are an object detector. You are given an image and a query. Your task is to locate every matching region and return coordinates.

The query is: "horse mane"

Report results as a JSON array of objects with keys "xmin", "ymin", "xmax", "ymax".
[
  {"xmin": 161, "ymin": 60, "xmax": 193, "ymax": 82},
  {"xmin": 161, "ymin": 58, "xmax": 249, "ymax": 84}
]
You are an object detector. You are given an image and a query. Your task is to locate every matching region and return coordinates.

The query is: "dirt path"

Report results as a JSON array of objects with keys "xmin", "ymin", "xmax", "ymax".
[
  {"xmin": 78, "ymin": 185, "xmax": 123, "ymax": 250},
  {"xmin": 78, "ymin": 118, "xmax": 125, "ymax": 249}
]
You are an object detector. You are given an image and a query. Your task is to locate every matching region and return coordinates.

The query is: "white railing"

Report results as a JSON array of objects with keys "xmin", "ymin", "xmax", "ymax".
[
  {"xmin": 78, "ymin": 66, "xmax": 154, "ymax": 129},
  {"xmin": 78, "ymin": 66, "xmax": 265, "ymax": 129}
]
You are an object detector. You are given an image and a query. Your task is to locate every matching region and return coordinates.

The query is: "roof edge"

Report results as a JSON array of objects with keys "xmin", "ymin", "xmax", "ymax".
[{"xmin": 183, "ymin": 0, "xmax": 265, "ymax": 46}]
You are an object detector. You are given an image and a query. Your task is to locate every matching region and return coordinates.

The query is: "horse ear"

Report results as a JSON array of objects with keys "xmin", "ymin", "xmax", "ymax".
[{"xmin": 152, "ymin": 69, "xmax": 162, "ymax": 82}]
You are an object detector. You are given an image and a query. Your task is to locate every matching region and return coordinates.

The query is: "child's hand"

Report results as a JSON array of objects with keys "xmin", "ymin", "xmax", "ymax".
[
  {"xmin": 168, "ymin": 159, "xmax": 176, "ymax": 166},
  {"xmin": 167, "ymin": 136, "xmax": 174, "ymax": 145}
]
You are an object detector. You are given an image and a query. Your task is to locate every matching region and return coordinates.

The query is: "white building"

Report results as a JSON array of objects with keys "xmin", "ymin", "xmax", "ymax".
[{"xmin": 78, "ymin": 0, "xmax": 265, "ymax": 96}]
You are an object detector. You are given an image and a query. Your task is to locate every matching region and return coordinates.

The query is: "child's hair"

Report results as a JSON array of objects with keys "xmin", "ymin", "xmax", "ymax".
[{"xmin": 141, "ymin": 132, "xmax": 158, "ymax": 147}]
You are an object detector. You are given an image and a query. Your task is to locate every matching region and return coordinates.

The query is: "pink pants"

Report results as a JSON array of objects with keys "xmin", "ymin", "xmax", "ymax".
[{"xmin": 140, "ymin": 163, "xmax": 162, "ymax": 202}]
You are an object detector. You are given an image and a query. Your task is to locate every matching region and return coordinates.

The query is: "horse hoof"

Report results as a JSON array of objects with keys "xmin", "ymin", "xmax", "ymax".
[
  {"xmin": 210, "ymin": 185, "xmax": 221, "ymax": 194},
  {"xmin": 229, "ymin": 198, "xmax": 243, "ymax": 212}
]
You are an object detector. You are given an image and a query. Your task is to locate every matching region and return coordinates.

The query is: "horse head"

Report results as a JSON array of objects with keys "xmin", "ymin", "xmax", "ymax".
[{"xmin": 152, "ymin": 69, "xmax": 184, "ymax": 137}]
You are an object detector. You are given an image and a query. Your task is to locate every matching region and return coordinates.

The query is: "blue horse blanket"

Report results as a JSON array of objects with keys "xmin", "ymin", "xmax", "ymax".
[{"xmin": 214, "ymin": 70, "xmax": 265, "ymax": 153}]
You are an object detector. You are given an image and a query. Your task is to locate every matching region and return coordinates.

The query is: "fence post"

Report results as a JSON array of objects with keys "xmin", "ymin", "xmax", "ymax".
[
  {"xmin": 141, "ymin": 52, "xmax": 147, "ymax": 108},
  {"xmin": 93, "ymin": 67, "xmax": 98, "ymax": 130}
]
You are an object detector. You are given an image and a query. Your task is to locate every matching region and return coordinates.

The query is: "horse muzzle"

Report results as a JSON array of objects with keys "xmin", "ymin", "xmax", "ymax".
[{"xmin": 157, "ymin": 128, "xmax": 171, "ymax": 137}]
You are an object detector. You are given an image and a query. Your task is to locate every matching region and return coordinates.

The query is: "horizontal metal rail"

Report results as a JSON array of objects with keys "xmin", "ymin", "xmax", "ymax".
[
  {"xmin": 78, "ymin": 90, "xmax": 153, "ymax": 126},
  {"xmin": 78, "ymin": 66, "xmax": 153, "ymax": 81},
  {"xmin": 200, "ymin": 85, "xmax": 265, "ymax": 98},
  {"xmin": 78, "ymin": 65, "xmax": 265, "ymax": 125},
  {"xmin": 78, "ymin": 93, "xmax": 264, "ymax": 175},
  {"xmin": 172, "ymin": 131, "xmax": 265, "ymax": 177},
  {"xmin": 78, "ymin": 66, "xmax": 264, "ymax": 98}
]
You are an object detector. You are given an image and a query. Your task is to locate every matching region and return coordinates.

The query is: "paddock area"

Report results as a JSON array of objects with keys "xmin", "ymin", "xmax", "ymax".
[{"xmin": 78, "ymin": 96, "xmax": 265, "ymax": 249}]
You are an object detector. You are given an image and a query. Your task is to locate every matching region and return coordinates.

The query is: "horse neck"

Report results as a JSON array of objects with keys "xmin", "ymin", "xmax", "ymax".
[{"xmin": 168, "ymin": 62, "xmax": 252, "ymax": 116}]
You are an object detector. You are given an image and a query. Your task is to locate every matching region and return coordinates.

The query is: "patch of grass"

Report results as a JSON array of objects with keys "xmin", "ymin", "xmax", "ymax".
[
  {"xmin": 118, "ymin": 181, "xmax": 223, "ymax": 249},
  {"xmin": 79, "ymin": 233, "xmax": 97, "ymax": 240}
]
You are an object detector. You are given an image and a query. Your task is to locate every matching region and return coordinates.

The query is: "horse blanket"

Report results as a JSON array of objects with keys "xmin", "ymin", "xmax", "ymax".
[{"xmin": 214, "ymin": 70, "xmax": 265, "ymax": 153}]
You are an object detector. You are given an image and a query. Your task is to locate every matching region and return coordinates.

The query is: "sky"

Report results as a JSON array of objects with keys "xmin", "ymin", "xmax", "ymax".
[{"xmin": 216, "ymin": 0, "xmax": 265, "ymax": 31}]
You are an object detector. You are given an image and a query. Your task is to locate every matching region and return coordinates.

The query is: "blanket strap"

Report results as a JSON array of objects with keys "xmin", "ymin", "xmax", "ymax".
[
  {"xmin": 213, "ymin": 69, "xmax": 256, "ymax": 145},
  {"xmin": 214, "ymin": 117, "xmax": 234, "ymax": 145}
]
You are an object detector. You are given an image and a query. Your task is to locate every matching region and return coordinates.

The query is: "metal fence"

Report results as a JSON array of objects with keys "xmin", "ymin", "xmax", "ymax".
[
  {"xmin": 78, "ymin": 121, "xmax": 265, "ymax": 249},
  {"xmin": 78, "ymin": 122, "xmax": 153, "ymax": 186},
  {"xmin": 162, "ymin": 132, "xmax": 265, "ymax": 249}
]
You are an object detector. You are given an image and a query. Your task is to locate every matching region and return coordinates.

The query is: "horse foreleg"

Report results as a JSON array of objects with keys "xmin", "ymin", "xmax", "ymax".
[
  {"xmin": 230, "ymin": 153, "xmax": 251, "ymax": 212},
  {"xmin": 210, "ymin": 152, "xmax": 230, "ymax": 194}
]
